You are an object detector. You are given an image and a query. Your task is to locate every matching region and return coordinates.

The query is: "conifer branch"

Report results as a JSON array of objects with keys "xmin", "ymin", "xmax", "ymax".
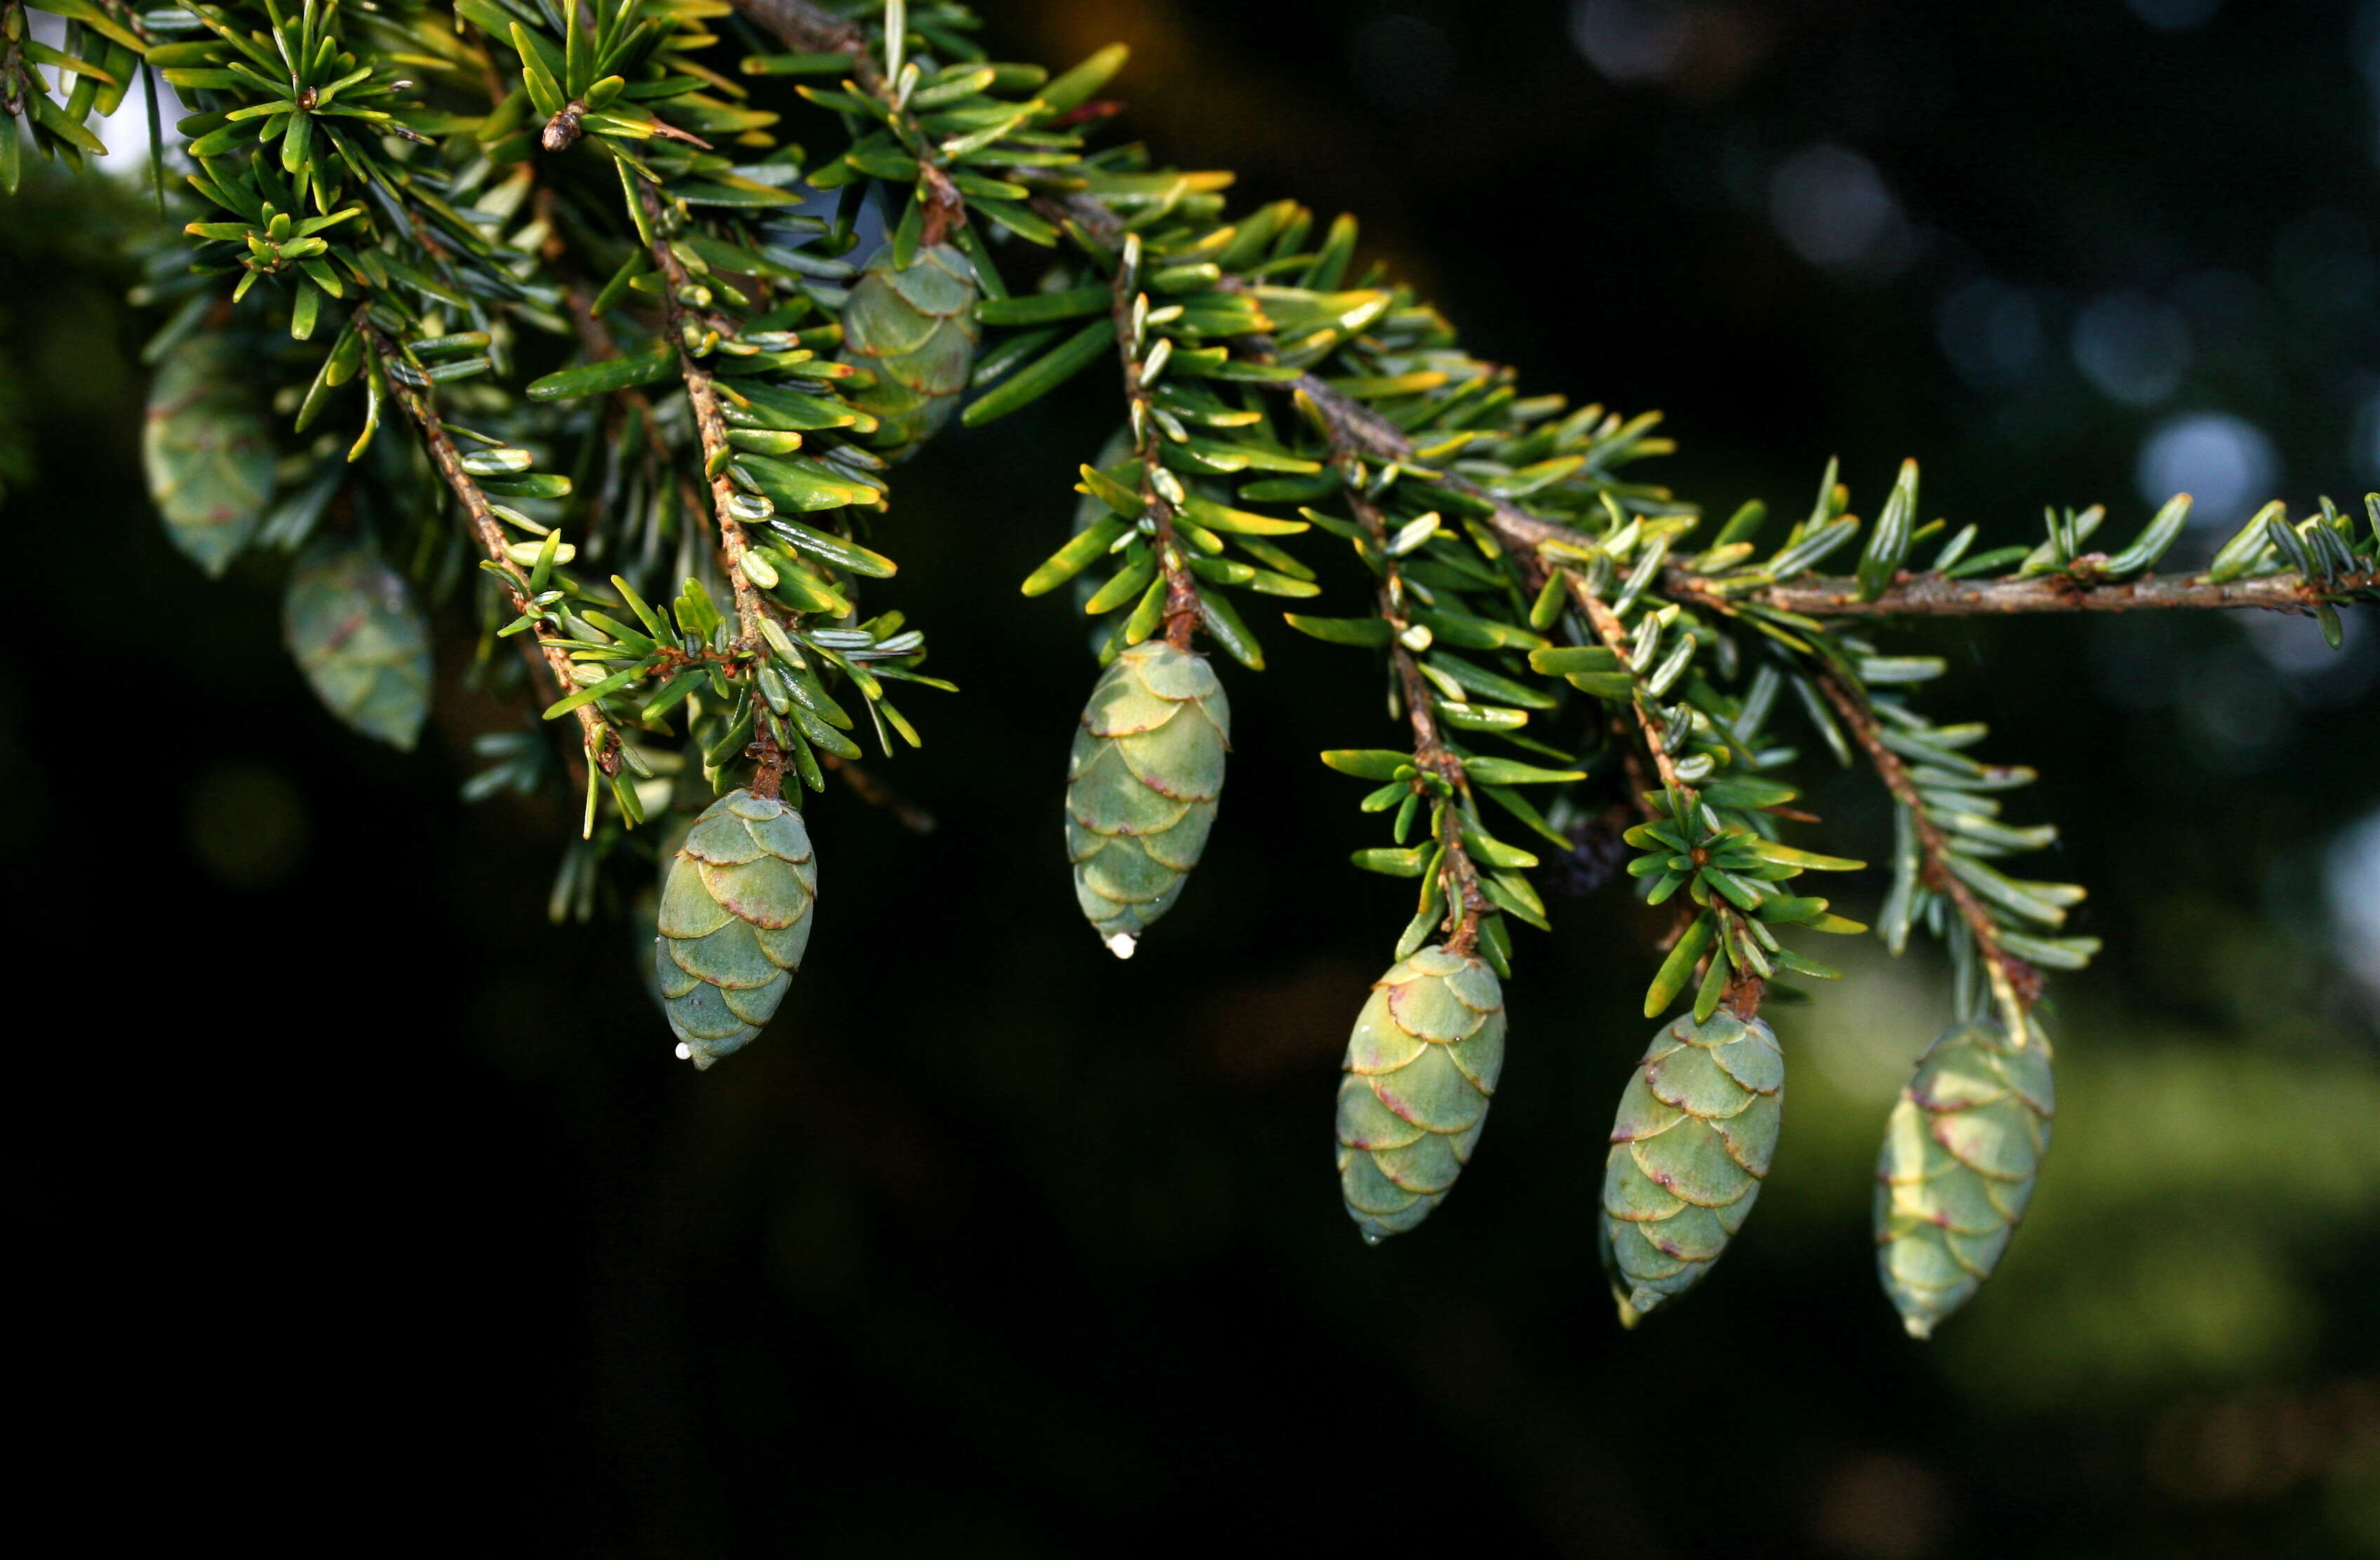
[
  {"xmin": 1110, "ymin": 240, "xmax": 1202, "ymax": 650},
  {"xmin": 631, "ymin": 176, "xmax": 785, "ymax": 797},
  {"xmin": 1285, "ymin": 368, "xmax": 1558, "ymax": 553},
  {"xmin": 1293, "ymin": 331, "xmax": 1808, "ymax": 1007},
  {"xmin": 356, "ymin": 315, "xmax": 615, "ymax": 776},
  {"xmin": 730, "ymin": 0, "xmax": 963, "ymax": 240},
  {"xmin": 632, "ymin": 182, "xmax": 765, "ymax": 645},
  {"xmin": 1558, "ymin": 569, "xmax": 1764, "ymax": 1018},
  {"xmin": 1286, "ymin": 370, "xmax": 2376, "ymax": 619},
  {"xmin": 1563, "ymin": 570, "xmax": 1687, "ymax": 798},
  {"xmin": 1672, "ymin": 567, "xmax": 2378, "ymax": 618},
  {"xmin": 542, "ymin": 189, "xmax": 679, "ymax": 479},
  {"xmin": 1266, "ymin": 314, "xmax": 1489, "ymax": 951},
  {"xmin": 1810, "ymin": 660, "xmax": 2036, "ymax": 1035},
  {"xmin": 732, "ymin": 0, "xmax": 883, "ymax": 91},
  {"xmin": 52, "ymin": 0, "xmax": 2373, "ymax": 1318},
  {"xmin": 1342, "ymin": 475, "xmax": 1488, "ymax": 953}
]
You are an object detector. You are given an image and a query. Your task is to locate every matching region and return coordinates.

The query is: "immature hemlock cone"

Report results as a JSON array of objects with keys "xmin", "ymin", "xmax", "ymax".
[
  {"xmin": 143, "ymin": 332, "xmax": 274, "ymax": 577},
  {"xmin": 1600, "ymin": 1009, "xmax": 1784, "ymax": 1324},
  {"xmin": 1064, "ymin": 640, "xmax": 1229, "ymax": 954},
  {"xmin": 1874, "ymin": 1021, "xmax": 2054, "ymax": 1338},
  {"xmin": 1335, "ymin": 946, "xmax": 1507, "ymax": 1242},
  {"xmin": 838, "ymin": 241, "xmax": 979, "ymax": 457},
  {"xmin": 654, "ymin": 789, "xmax": 817, "ymax": 1069},
  {"xmin": 282, "ymin": 533, "xmax": 432, "ymax": 750}
]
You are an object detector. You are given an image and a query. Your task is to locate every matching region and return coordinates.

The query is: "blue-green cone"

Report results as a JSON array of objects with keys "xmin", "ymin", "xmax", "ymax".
[
  {"xmin": 143, "ymin": 332, "xmax": 274, "ymax": 577},
  {"xmin": 281, "ymin": 532, "xmax": 432, "ymax": 749},
  {"xmin": 1874, "ymin": 1020, "xmax": 2055, "ymax": 1338},
  {"xmin": 1064, "ymin": 640, "xmax": 1230, "ymax": 953},
  {"xmin": 1600, "ymin": 1009, "xmax": 1784, "ymax": 1324},
  {"xmin": 1335, "ymin": 946, "xmax": 1507, "ymax": 1241},
  {"xmin": 838, "ymin": 242, "xmax": 978, "ymax": 457},
  {"xmin": 654, "ymin": 789, "xmax": 817, "ymax": 1068}
]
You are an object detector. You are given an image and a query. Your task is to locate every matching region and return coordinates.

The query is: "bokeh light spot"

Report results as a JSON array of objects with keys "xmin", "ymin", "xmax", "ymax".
[
  {"xmin": 1937, "ymin": 278, "xmax": 2045, "ymax": 389},
  {"xmin": 1769, "ymin": 142, "xmax": 1911, "ymax": 281},
  {"xmin": 1569, "ymin": 0, "xmax": 1688, "ymax": 83},
  {"xmin": 2327, "ymin": 808, "xmax": 2380, "ymax": 1013},
  {"xmin": 2136, "ymin": 411, "xmax": 2279, "ymax": 527},
  {"xmin": 185, "ymin": 760, "xmax": 311, "ymax": 891},
  {"xmin": 2073, "ymin": 290, "xmax": 2193, "ymax": 405}
]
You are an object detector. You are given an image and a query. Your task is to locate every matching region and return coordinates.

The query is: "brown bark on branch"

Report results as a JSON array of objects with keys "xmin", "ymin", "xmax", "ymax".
[
  {"xmin": 1673, "ymin": 567, "xmax": 2376, "ymax": 618},
  {"xmin": 1109, "ymin": 254, "xmax": 1202, "ymax": 649},
  {"xmin": 1288, "ymin": 365, "xmax": 2372, "ymax": 619}
]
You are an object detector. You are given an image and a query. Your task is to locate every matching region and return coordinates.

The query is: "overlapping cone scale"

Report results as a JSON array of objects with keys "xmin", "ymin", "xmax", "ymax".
[
  {"xmin": 838, "ymin": 241, "xmax": 979, "ymax": 457},
  {"xmin": 1336, "ymin": 946, "xmax": 1506, "ymax": 1242},
  {"xmin": 1599, "ymin": 1009, "xmax": 1783, "ymax": 1323},
  {"xmin": 1873, "ymin": 1021, "xmax": 2054, "ymax": 1338},
  {"xmin": 653, "ymin": 788, "xmax": 817, "ymax": 1069},
  {"xmin": 1064, "ymin": 640, "xmax": 1229, "ymax": 948}
]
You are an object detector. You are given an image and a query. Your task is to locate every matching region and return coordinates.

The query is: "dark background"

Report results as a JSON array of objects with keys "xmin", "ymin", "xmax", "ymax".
[{"xmin": 8, "ymin": 1, "xmax": 2379, "ymax": 1554}]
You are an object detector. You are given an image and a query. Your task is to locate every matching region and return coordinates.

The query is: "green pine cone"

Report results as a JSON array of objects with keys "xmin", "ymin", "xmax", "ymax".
[
  {"xmin": 1335, "ymin": 946, "xmax": 1506, "ymax": 1242},
  {"xmin": 1600, "ymin": 1009, "xmax": 1784, "ymax": 1324},
  {"xmin": 282, "ymin": 532, "xmax": 432, "ymax": 749},
  {"xmin": 838, "ymin": 242, "xmax": 979, "ymax": 457},
  {"xmin": 653, "ymin": 788, "xmax": 817, "ymax": 1069},
  {"xmin": 143, "ymin": 332, "xmax": 274, "ymax": 577},
  {"xmin": 1064, "ymin": 640, "xmax": 1229, "ymax": 954},
  {"xmin": 1874, "ymin": 1021, "xmax": 2055, "ymax": 1338}
]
